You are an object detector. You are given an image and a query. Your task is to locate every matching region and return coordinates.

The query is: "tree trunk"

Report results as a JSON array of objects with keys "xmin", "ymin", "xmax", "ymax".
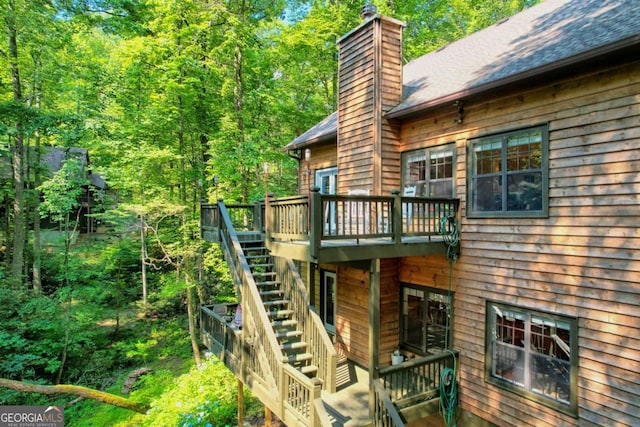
[
  {"xmin": 140, "ymin": 215, "xmax": 148, "ymax": 309},
  {"xmin": 8, "ymin": 0, "xmax": 26, "ymax": 284},
  {"xmin": 186, "ymin": 278, "xmax": 201, "ymax": 365},
  {"xmin": 32, "ymin": 62, "xmax": 43, "ymax": 294},
  {"xmin": 0, "ymin": 378, "xmax": 149, "ymax": 414},
  {"xmin": 56, "ymin": 215, "xmax": 72, "ymax": 384}
]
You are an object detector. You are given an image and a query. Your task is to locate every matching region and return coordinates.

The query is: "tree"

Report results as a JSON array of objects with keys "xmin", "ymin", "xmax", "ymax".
[
  {"xmin": 0, "ymin": 378, "xmax": 149, "ymax": 414},
  {"xmin": 4, "ymin": 0, "xmax": 27, "ymax": 284},
  {"xmin": 38, "ymin": 157, "xmax": 89, "ymax": 383}
]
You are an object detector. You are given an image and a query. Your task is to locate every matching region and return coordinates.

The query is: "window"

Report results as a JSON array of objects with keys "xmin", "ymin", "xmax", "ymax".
[
  {"xmin": 316, "ymin": 167, "xmax": 337, "ymax": 234},
  {"xmin": 400, "ymin": 284, "xmax": 452, "ymax": 354},
  {"xmin": 468, "ymin": 125, "xmax": 548, "ymax": 217},
  {"xmin": 486, "ymin": 302, "xmax": 578, "ymax": 414},
  {"xmin": 320, "ymin": 270, "xmax": 336, "ymax": 333},
  {"xmin": 402, "ymin": 145, "xmax": 455, "ymax": 197}
]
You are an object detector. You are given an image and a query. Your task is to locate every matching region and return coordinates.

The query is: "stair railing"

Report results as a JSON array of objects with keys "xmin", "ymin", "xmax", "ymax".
[
  {"xmin": 372, "ymin": 379, "xmax": 405, "ymax": 427},
  {"xmin": 274, "ymin": 256, "xmax": 338, "ymax": 393},
  {"xmin": 217, "ymin": 202, "xmax": 283, "ymax": 394},
  {"xmin": 217, "ymin": 201, "xmax": 332, "ymax": 427}
]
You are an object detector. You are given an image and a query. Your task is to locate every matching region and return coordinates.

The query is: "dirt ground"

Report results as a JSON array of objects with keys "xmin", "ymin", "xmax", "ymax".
[{"xmin": 243, "ymin": 414, "xmax": 286, "ymax": 427}]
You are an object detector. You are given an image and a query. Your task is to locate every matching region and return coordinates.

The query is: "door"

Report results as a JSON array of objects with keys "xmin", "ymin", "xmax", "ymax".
[
  {"xmin": 320, "ymin": 270, "xmax": 336, "ymax": 333},
  {"xmin": 316, "ymin": 167, "xmax": 337, "ymax": 234}
]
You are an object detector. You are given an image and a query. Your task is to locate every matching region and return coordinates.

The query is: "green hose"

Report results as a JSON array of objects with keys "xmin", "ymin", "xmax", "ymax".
[
  {"xmin": 439, "ymin": 356, "xmax": 458, "ymax": 427},
  {"xmin": 439, "ymin": 216, "xmax": 459, "ymax": 427}
]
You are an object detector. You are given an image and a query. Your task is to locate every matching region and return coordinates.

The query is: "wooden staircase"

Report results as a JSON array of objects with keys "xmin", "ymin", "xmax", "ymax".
[{"xmin": 241, "ymin": 237, "xmax": 319, "ymax": 380}]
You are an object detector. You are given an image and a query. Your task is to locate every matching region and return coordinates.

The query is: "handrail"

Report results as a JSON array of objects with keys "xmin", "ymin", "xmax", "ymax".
[
  {"xmin": 274, "ymin": 256, "xmax": 338, "ymax": 392},
  {"xmin": 372, "ymin": 380, "xmax": 405, "ymax": 427}
]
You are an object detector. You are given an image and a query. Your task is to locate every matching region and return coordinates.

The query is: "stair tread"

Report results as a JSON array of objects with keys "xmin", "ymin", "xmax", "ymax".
[
  {"xmin": 260, "ymin": 290, "xmax": 284, "ymax": 296},
  {"xmin": 281, "ymin": 341, "xmax": 307, "ymax": 350},
  {"xmin": 300, "ymin": 365, "xmax": 318, "ymax": 375},
  {"xmin": 263, "ymin": 299, "xmax": 289, "ymax": 306},
  {"xmin": 256, "ymin": 280, "xmax": 281, "ymax": 286},
  {"xmin": 274, "ymin": 330, "xmax": 302, "ymax": 339},
  {"xmin": 284, "ymin": 352, "xmax": 313, "ymax": 363},
  {"xmin": 268, "ymin": 309, "xmax": 294, "ymax": 317},
  {"xmin": 272, "ymin": 319, "xmax": 297, "ymax": 327}
]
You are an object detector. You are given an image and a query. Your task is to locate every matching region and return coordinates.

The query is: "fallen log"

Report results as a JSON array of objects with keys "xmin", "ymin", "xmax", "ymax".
[{"xmin": 0, "ymin": 378, "xmax": 149, "ymax": 414}]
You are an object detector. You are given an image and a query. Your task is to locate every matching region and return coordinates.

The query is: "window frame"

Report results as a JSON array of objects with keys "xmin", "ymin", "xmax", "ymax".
[
  {"xmin": 319, "ymin": 269, "xmax": 337, "ymax": 334},
  {"xmin": 485, "ymin": 301, "xmax": 578, "ymax": 416},
  {"xmin": 399, "ymin": 283, "xmax": 453, "ymax": 355},
  {"xmin": 401, "ymin": 143, "xmax": 456, "ymax": 198},
  {"xmin": 467, "ymin": 124, "xmax": 549, "ymax": 218}
]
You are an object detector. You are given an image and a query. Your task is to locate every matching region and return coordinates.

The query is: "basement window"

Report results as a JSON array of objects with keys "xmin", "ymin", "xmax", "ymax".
[
  {"xmin": 486, "ymin": 302, "xmax": 578, "ymax": 415},
  {"xmin": 468, "ymin": 125, "xmax": 548, "ymax": 217},
  {"xmin": 400, "ymin": 284, "xmax": 452, "ymax": 355}
]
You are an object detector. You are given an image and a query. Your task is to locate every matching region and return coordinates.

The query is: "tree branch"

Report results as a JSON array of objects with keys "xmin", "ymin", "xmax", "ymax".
[{"xmin": 0, "ymin": 378, "xmax": 149, "ymax": 414}]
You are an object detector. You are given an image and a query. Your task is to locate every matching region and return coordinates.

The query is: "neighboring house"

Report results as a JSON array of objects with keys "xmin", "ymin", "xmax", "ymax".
[
  {"xmin": 201, "ymin": 1, "xmax": 639, "ymax": 426},
  {"xmin": 41, "ymin": 147, "xmax": 107, "ymax": 233},
  {"xmin": 1, "ymin": 146, "xmax": 107, "ymax": 233}
]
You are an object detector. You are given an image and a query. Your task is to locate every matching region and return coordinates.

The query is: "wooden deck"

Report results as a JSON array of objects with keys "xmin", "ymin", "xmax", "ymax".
[
  {"xmin": 201, "ymin": 193, "xmax": 460, "ymax": 264},
  {"xmin": 320, "ymin": 358, "xmax": 371, "ymax": 426},
  {"xmin": 319, "ymin": 358, "xmax": 495, "ymax": 427}
]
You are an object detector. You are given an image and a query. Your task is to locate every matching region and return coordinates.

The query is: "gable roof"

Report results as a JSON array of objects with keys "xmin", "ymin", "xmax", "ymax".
[
  {"xmin": 285, "ymin": 0, "xmax": 640, "ymax": 150},
  {"xmin": 0, "ymin": 146, "xmax": 107, "ymax": 189}
]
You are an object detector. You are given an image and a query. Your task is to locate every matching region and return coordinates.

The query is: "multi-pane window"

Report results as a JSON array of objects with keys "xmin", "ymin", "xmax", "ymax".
[
  {"xmin": 401, "ymin": 285, "xmax": 452, "ymax": 354},
  {"xmin": 403, "ymin": 145, "xmax": 455, "ymax": 197},
  {"xmin": 486, "ymin": 302, "xmax": 577, "ymax": 414},
  {"xmin": 469, "ymin": 125, "xmax": 548, "ymax": 217}
]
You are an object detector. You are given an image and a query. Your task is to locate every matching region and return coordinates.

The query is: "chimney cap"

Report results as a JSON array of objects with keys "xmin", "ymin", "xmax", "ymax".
[{"xmin": 361, "ymin": 4, "xmax": 377, "ymax": 20}]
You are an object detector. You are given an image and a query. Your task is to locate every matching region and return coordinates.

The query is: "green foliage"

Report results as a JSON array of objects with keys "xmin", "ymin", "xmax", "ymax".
[
  {"xmin": 201, "ymin": 244, "xmax": 235, "ymax": 304},
  {"xmin": 38, "ymin": 158, "xmax": 88, "ymax": 223},
  {"xmin": 134, "ymin": 357, "xmax": 261, "ymax": 427}
]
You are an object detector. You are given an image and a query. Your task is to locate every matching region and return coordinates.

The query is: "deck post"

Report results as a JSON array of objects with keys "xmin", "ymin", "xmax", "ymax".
[
  {"xmin": 309, "ymin": 187, "xmax": 322, "ymax": 260},
  {"xmin": 265, "ymin": 406, "xmax": 272, "ymax": 427},
  {"xmin": 391, "ymin": 189, "xmax": 402, "ymax": 244},
  {"xmin": 368, "ymin": 258, "xmax": 381, "ymax": 421},
  {"xmin": 307, "ymin": 262, "xmax": 316, "ymax": 306}
]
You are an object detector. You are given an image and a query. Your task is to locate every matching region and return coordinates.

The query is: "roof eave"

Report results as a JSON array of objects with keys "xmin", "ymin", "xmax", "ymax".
[{"xmin": 283, "ymin": 131, "xmax": 337, "ymax": 152}]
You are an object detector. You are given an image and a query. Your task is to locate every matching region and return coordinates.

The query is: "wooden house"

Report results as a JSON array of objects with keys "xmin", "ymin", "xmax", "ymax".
[
  {"xmin": 1, "ymin": 147, "xmax": 106, "ymax": 234},
  {"xmin": 200, "ymin": 1, "xmax": 639, "ymax": 426}
]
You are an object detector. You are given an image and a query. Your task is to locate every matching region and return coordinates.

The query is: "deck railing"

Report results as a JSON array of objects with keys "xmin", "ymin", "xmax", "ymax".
[
  {"xmin": 200, "ymin": 304, "xmax": 242, "ymax": 375},
  {"xmin": 372, "ymin": 380, "xmax": 405, "ymax": 427},
  {"xmin": 203, "ymin": 192, "xmax": 459, "ymax": 253},
  {"xmin": 378, "ymin": 351, "xmax": 459, "ymax": 409}
]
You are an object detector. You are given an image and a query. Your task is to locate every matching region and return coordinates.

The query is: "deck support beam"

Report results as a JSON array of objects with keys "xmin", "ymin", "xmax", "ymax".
[{"xmin": 368, "ymin": 258, "xmax": 381, "ymax": 421}]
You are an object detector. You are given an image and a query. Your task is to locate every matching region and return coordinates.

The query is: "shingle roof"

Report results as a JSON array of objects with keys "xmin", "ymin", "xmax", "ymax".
[
  {"xmin": 286, "ymin": 0, "xmax": 640, "ymax": 149},
  {"xmin": 390, "ymin": 0, "xmax": 640, "ymax": 117},
  {"xmin": 286, "ymin": 111, "xmax": 337, "ymax": 151}
]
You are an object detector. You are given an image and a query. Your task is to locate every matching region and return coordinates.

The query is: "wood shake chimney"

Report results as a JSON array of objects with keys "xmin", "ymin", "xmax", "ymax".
[{"xmin": 336, "ymin": 6, "xmax": 404, "ymax": 195}]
